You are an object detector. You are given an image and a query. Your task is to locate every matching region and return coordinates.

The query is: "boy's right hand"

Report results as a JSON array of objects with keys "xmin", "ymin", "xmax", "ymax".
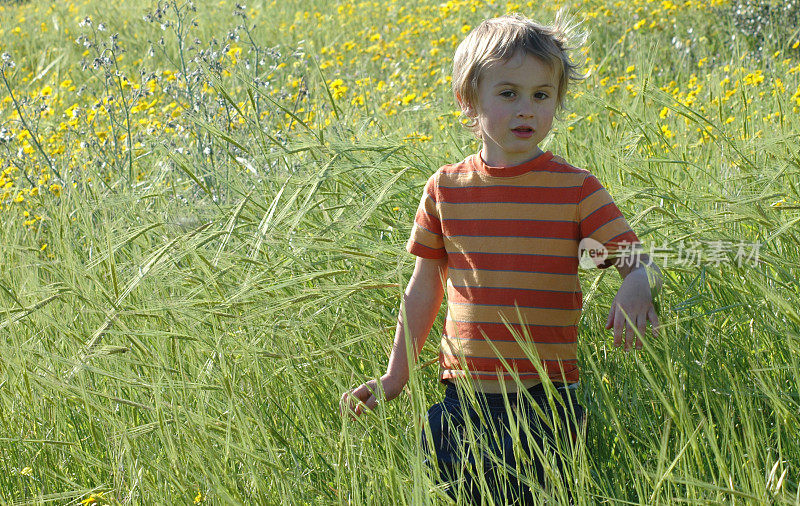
[{"xmin": 340, "ymin": 375, "xmax": 405, "ymax": 419}]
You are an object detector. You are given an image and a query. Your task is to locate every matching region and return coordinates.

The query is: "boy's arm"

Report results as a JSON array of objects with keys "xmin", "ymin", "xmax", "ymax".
[
  {"xmin": 341, "ymin": 255, "xmax": 448, "ymax": 417},
  {"xmin": 606, "ymin": 253, "xmax": 662, "ymax": 350}
]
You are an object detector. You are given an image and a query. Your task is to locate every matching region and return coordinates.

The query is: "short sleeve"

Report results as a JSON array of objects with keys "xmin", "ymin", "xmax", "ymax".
[
  {"xmin": 405, "ymin": 174, "xmax": 447, "ymax": 259},
  {"xmin": 578, "ymin": 174, "xmax": 639, "ymax": 269}
]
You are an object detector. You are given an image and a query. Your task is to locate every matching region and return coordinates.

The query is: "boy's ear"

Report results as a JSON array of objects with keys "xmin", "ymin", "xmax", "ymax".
[{"xmin": 455, "ymin": 92, "xmax": 475, "ymax": 117}]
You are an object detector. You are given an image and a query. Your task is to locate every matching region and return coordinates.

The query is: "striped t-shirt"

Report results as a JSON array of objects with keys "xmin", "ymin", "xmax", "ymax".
[{"xmin": 405, "ymin": 151, "xmax": 639, "ymax": 383}]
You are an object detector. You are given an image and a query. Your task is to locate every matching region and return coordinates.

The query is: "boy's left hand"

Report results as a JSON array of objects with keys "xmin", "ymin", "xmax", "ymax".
[{"xmin": 605, "ymin": 266, "xmax": 659, "ymax": 350}]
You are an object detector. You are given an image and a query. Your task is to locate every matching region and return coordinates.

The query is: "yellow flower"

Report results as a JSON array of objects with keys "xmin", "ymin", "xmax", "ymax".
[
  {"xmin": 194, "ymin": 491, "xmax": 203, "ymax": 503},
  {"xmin": 329, "ymin": 79, "xmax": 347, "ymax": 100},
  {"xmin": 80, "ymin": 492, "xmax": 105, "ymax": 505},
  {"xmin": 226, "ymin": 46, "xmax": 241, "ymax": 64},
  {"xmin": 743, "ymin": 71, "xmax": 764, "ymax": 86},
  {"xmin": 49, "ymin": 183, "xmax": 62, "ymax": 196}
]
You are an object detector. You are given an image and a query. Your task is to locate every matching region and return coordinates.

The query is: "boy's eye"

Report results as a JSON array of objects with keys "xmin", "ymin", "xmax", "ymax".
[
  {"xmin": 500, "ymin": 90, "xmax": 516, "ymax": 98},
  {"xmin": 534, "ymin": 91, "xmax": 549, "ymax": 100}
]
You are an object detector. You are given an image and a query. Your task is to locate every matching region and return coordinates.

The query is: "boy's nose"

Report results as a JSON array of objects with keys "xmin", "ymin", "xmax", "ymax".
[{"xmin": 517, "ymin": 99, "xmax": 535, "ymax": 117}]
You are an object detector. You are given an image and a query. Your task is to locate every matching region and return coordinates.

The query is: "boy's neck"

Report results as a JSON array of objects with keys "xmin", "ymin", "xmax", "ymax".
[{"xmin": 479, "ymin": 147, "xmax": 545, "ymax": 168}]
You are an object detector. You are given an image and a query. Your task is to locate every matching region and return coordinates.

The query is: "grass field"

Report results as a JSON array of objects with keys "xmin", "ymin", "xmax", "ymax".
[{"xmin": 1, "ymin": 0, "xmax": 800, "ymax": 503}]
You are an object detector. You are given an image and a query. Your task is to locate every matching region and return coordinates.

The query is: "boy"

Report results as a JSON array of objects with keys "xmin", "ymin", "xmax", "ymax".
[{"xmin": 341, "ymin": 12, "xmax": 661, "ymax": 504}]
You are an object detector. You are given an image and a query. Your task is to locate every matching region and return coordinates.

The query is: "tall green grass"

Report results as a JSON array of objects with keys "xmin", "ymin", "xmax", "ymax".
[{"xmin": 1, "ymin": 0, "xmax": 799, "ymax": 503}]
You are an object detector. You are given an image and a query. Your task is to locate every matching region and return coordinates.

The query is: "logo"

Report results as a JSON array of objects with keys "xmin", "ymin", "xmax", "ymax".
[{"xmin": 578, "ymin": 238, "xmax": 608, "ymax": 270}]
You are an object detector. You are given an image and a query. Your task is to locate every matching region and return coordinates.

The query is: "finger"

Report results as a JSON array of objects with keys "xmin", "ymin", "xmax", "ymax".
[
  {"xmin": 341, "ymin": 391, "xmax": 362, "ymax": 418},
  {"xmin": 648, "ymin": 306, "xmax": 660, "ymax": 337},
  {"xmin": 616, "ymin": 306, "xmax": 633, "ymax": 350},
  {"xmin": 356, "ymin": 380, "xmax": 379, "ymax": 401},
  {"xmin": 612, "ymin": 306, "xmax": 624, "ymax": 347},
  {"xmin": 636, "ymin": 314, "xmax": 646, "ymax": 350},
  {"xmin": 342, "ymin": 382, "xmax": 375, "ymax": 418},
  {"xmin": 355, "ymin": 394, "xmax": 380, "ymax": 417},
  {"xmin": 625, "ymin": 319, "xmax": 635, "ymax": 351},
  {"xmin": 339, "ymin": 392, "xmax": 350, "ymax": 417},
  {"xmin": 605, "ymin": 300, "xmax": 615, "ymax": 330}
]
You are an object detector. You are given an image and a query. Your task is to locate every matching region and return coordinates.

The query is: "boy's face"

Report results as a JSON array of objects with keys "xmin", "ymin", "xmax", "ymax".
[{"xmin": 462, "ymin": 52, "xmax": 558, "ymax": 167}]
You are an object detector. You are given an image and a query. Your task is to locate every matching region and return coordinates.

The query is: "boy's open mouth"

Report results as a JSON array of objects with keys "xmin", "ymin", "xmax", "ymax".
[{"xmin": 512, "ymin": 126, "xmax": 533, "ymax": 137}]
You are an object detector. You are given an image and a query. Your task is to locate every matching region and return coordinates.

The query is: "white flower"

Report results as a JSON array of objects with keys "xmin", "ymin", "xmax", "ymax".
[{"xmin": 1, "ymin": 53, "xmax": 15, "ymax": 69}]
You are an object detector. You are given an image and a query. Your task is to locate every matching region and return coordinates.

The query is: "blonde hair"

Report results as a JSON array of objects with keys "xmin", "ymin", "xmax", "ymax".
[{"xmin": 452, "ymin": 11, "xmax": 587, "ymax": 132}]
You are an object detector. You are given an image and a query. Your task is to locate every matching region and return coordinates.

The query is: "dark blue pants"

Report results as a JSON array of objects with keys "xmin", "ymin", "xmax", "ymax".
[{"xmin": 422, "ymin": 381, "xmax": 584, "ymax": 505}]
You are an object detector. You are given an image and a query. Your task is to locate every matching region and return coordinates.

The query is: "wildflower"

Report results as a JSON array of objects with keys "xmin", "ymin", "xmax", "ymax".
[
  {"xmin": 49, "ymin": 183, "xmax": 62, "ymax": 196},
  {"xmin": 80, "ymin": 492, "xmax": 105, "ymax": 505},
  {"xmin": 1, "ymin": 52, "xmax": 15, "ymax": 69},
  {"xmin": 226, "ymin": 46, "xmax": 241, "ymax": 64},
  {"xmin": 743, "ymin": 71, "xmax": 764, "ymax": 86},
  {"xmin": 329, "ymin": 79, "xmax": 347, "ymax": 100},
  {"xmin": 194, "ymin": 491, "xmax": 203, "ymax": 503}
]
